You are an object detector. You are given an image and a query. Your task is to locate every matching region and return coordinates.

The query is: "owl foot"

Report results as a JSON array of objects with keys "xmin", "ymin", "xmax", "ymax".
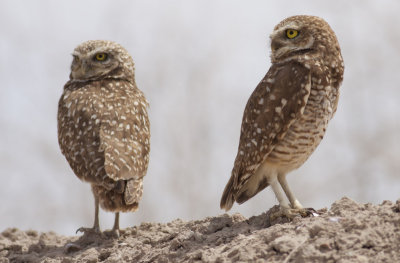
[
  {"xmin": 76, "ymin": 226, "xmax": 103, "ymax": 236},
  {"xmin": 103, "ymin": 228, "xmax": 122, "ymax": 239},
  {"xmin": 269, "ymin": 206, "xmax": 317, "ymax": 222},
  {"xmin": 65, "ymin": 226, "xmax": 104, "ymax": 253}
]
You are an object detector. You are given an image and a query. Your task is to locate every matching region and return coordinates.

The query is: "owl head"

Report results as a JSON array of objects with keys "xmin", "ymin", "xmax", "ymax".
[
  {"xmin": 269, "ymin": 15, "xmax": 341, "ymax": 64},
  {"xmin": 70, "ymin": 40, "xmax": 135, "ymax": 82}
]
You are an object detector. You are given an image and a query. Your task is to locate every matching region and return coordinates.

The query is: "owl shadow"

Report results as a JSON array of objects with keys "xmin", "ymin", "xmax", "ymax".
[
  {"xmin": 165, "ymin": 205, "xmax": 294, "ymax": 255},
  {"xmin": 4, "ymin": 231, "xmax": 116, "ymax": 262},
  {"xmin": 62, "ymin": 231, "xmax": 117, "ymax": 255}
]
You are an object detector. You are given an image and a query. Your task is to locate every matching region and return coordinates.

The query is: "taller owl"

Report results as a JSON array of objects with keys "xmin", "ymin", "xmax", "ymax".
[
  {"xmin": 58, "ymin": 40, "xmax": 150, "ymax": 236},
  {"xmin": 220, "ymin": 16, "xmax": 344, "ymax": 218}
]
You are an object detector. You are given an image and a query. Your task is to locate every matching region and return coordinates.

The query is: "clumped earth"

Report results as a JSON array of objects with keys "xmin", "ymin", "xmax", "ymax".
[{"xmin": 1, "ymin": 197, "xmax": 400, "ymax": 263}]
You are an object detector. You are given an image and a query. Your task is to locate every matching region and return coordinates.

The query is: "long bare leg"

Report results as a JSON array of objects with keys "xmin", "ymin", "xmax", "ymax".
[
  {"xmin": 277, "ymin": 173, "xmax": 302, "ymax": 209},
  {"xmin": 103, "ymin": 212, "xmax": 121, "ymax": 238},
  {"xmin": 112, "ymin": 212, "xmax": 120, "ymax": 232},
  {"xmin": 268, "ymin": 173, "xmax": 296, "ymax": 220},
  {"xmin": 269, "ymin": 174, "xmax": 291, "ymax": 209},
  {"xmin": 76, "ymin": 195, "xmax": 101, "ymax": 234},
  {"xmin": 93, "ymin": 196, "xmax": 100, "ymax": 231},
  {"xmin": 277, "ymin": 173, "xmax": 315, "ymax": 217},
  {"xmin": 64, "ymin": 196, "xmax": 102, "ymax": 252}
]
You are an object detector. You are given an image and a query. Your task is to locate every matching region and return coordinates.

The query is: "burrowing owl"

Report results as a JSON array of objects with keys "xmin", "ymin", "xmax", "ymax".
[
  {"xmin": 58, "ymin": 40, "xmax": 150, "ymax": 236},
  {"xmin": 220, "ymin": 16, "xmax": 344, "ymax": 218}
]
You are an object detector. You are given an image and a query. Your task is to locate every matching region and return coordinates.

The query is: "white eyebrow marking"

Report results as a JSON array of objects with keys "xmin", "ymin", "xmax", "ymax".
[{"xmin": 72, "ymin": 51, "xmax": 82, "ymax": 57}]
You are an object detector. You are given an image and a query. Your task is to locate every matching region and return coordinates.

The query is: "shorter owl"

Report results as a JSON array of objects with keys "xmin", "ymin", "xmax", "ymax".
[
  {"xmin": 220, "ymin": 16, "xmax": 344, "ymax": 218},
  {"xmin": 58, "ymin": 40, "xmax": 150, "ymax": 236}
]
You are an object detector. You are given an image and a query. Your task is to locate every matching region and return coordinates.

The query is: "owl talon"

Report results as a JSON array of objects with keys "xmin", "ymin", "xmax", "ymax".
[
  {"xmin": 76, "ymin": 226, "xmax": 102, "ymax": 236},
  {"xmin": 269, "ymin": 206, "xmax": 316, "ymax": 221},
  {"xmin": 301, "ymin": 207, "xmax": 319, "ymax": 217}
]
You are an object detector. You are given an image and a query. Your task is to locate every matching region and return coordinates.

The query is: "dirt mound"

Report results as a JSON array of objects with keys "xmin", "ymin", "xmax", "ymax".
[{"xmin": 1, "ymin": 197, "xmax": 400, "ymax": 263}]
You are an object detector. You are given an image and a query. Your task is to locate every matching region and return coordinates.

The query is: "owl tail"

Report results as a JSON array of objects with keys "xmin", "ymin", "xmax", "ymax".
[
  {"xmin": 220, "ymin": 175, "xmax": 235, "ymax": 211},
  {"xmin": 124, "ymin": 177, "xmax": 143, "ymax": 205}
]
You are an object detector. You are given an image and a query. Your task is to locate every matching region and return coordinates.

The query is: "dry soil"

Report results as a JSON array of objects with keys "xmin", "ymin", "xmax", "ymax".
[{"xmin": 1, "ymin": 197, "xmax": 400, "ymax": 263}]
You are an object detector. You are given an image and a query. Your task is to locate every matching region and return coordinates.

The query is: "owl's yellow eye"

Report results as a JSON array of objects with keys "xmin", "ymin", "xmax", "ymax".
[
  {"xmin": 286, "ymin": 29, "xmax": 299, "ymax": 39},
  {"xmin": 95, "ymin": 53, "xmax": 108, "ymax": 61}
]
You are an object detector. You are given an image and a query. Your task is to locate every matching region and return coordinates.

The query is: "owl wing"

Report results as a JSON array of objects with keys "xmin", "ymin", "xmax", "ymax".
[
  {"xmin": 220, "ymin": 61, "xmax": 312, "ymax": 210},
  {"xmin": 100, "ymin": 91, "xmax": 150, "ymax": 183}
]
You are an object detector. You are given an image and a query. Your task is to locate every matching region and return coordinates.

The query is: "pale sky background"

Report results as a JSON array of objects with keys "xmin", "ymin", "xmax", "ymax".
[{"xmin": 0, "ymin": 0, "xmax": 399, "ymax": 235}]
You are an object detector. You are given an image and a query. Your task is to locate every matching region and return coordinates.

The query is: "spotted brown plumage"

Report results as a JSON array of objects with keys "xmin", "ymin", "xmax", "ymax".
[
  {"xmin": 220, "ymin": 16, "xmax": 344, "ymax": 217},
  {"xmin": 58, "ymin": 40, "xmax": 150, "ymax": 236}
]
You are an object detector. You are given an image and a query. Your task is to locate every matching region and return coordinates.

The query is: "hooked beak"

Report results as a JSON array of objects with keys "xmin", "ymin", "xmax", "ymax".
[
  {"xmin": 270, "ymin": 38, "xmax": 282, "ymax": 53},
  {"xmin": 71, "ymin": 60, "xmax": 89, "ymax": 80}
]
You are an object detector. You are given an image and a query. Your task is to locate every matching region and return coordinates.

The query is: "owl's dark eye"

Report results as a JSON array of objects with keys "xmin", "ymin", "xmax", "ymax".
[{"xmin": 94, "ymin": 53, "xmax": 108, "ymax": 61}]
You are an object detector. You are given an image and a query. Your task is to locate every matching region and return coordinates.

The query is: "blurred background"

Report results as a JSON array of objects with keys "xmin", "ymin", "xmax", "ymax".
[{"xmin": 0, "ymin": 0, "xmax": 399, "ymax": 235}]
